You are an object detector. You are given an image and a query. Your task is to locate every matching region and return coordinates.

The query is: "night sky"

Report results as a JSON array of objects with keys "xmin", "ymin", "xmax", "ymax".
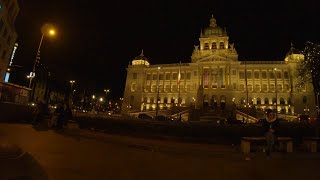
[{"xmin": 12, "ymin": 0, "xmax": 320, "ymax": 98}]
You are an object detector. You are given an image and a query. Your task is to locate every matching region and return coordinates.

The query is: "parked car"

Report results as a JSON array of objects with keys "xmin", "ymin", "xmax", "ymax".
[
  {"xmin": 154, "ymin": 115, "xmax": 172, "ymax": 122},
  {"xmin": 137, "ymin": 113, "xmax": 153, "ymax": 120},
  {"xmin": 227, "ymin": 117, "xmax": 243, "ymax": 125},
  {"xmin": 296, "ymin": 114, "xmax": 310, "ymax": 123}
]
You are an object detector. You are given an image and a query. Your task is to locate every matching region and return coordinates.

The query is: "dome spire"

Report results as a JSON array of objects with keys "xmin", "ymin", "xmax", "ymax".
[
  {"xmin": 210, "ymin": 14, "xmax": 217, "ymax": 27},
  {"xmin": 140, "ymin": 49, "xmax": 144, "ymax": 56}
]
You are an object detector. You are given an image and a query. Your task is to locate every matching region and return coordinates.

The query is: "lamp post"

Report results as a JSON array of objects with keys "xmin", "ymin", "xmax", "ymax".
[
  {"xmin": 274, "ymin": 68, "xmax": 278, "ymax": 119},
  {"xmin": 69, "ymin": 80, "xmax": 75, "ymax": 107},
  {"xmin": 104, "ymin": 89, "xmax": 110, "ymax": 100},
  {"xmin": 104, "ymin": 89, "xmax": 110, "ymax": 110},
  {"xmin": 155, "ymin": 67, "xmax": 161, "ymax": 116},
  {"xmin": 316, "ymin": 92, "xmax": 320, "ymax": 115},
  {"xmin": 29, "ymin": 25, "xmax": 56, "ymax": 100}
]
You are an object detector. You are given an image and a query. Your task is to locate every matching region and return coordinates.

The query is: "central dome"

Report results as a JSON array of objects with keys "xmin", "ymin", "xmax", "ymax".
[
  {"xmin": 132, "ymin": 49, "xmax": 150, "ymax": 66},
  {"xmin": 203, "ymin": 15, "xmax": 226, "ymax": 37}
]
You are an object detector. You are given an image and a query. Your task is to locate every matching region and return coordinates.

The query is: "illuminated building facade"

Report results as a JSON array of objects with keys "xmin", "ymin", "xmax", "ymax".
[
  {"xmin": 121, "ymin": 16, "xmax": 316, "ymax": 117},
  {"xmin": 0, "ymin": 0, "xmax": 19, "ymax": 82}
]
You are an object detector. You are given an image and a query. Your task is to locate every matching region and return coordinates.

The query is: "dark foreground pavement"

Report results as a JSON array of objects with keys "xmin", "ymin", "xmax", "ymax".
[{"xmin": 0, "ymin": 123, "xmax": 319, "ymax": 180}]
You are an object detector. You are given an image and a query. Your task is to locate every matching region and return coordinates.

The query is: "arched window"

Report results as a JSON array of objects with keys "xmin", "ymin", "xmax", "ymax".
[
  {"xmin": 165, "ymin": 85, "xmax": 170, "ymax": 92},
  {"xmin": 265, "ymin": 98, "xmax": 269, "ymax": 105},
  {"xmin": 204, "ymin": 43, "xmax": 209, "ymax": 50},
  {"xmin": 270, "ymin": 84, "xmax": 275, "ymax": 92},
  {"xmin": 303, "ymin": 96, "xmax": 307, "ymax": 104},
  {"xmin": 151, "ymin": 85, "xmax": 157, "ymax": 92},
  {"xmin": 257, "ymin": 98, "xmax": 261, "ymax": 105},
  {"xmin": 164, "ymin": 97, "xmax": 168, "ymax": 104},
  {"xmin": 272, "ymin": 98, "xmax": 277, "ymax": 105},
  {"xmin": 219, "ymin": 42, "xmax": 224, "ymax": 49},
  {"xmin": 280, "ymin": 98, "xmax": 285, "ymax": 105},
  {"xmin": 172, "ymin": 85, "xmax": 177, "ymax": 92},
  {"xmin": 284, "ymin": 84, "xmax": 290, "ymax": 92},
  {"xmin": 263, "ymin": 84, "xmax": 268, "ymax": 92},
  {"xmin": 284, "ymin": 71, "xmax": 289, "ymax": 79},
  {"xmin": 255, "ymin": 84, "xmax": 261, "ymax": 92},
  {"xmin": 211, "ymin": 42, "xmax": 217, "ymax": 49},
  {"xmin": 150, "ymin": 97, "xmax": 155, "ymax": 103},
  {"xmin": 248, "ymin": 84, "xmax": 253, "ymax": 92},
  {"xmin": 277, "ymin": 84, "xmax": 283, "ymax": 92}
]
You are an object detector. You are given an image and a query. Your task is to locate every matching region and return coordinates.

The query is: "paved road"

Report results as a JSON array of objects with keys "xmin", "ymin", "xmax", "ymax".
[{"xmin": 0, "ymin": 123, "xmax": 319, "ymax": 180}]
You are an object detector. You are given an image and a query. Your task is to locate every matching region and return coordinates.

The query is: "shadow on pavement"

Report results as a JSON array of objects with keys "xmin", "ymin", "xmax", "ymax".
[{"xmin": 0, "ymin": 151, "xmax": 48, "ymax": 180}]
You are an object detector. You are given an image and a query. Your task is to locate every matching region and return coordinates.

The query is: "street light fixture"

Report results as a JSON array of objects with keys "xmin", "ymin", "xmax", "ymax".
[
  {"xmin": 69, "ymin": 80, "xmax": 75, "ymax": 87},
  {"xmin": 104, "ymin": 89, "xmax": 110, "ymax": 97},
  {"xmin": 69, "ymin": 80, "xmax": 75, "ymax": 107},
  {"xmin": 29, "ymin": 24, "xmax": 56, "ymax": 99},
  {"xmin": 274, "ymin": 68, "xmax": 278, "ymax": 119},
  {"xmin": 156, "ymin": 67, "xmax": 161, "ymax": 116},
  {"xmin": 104, "ymin": 89, "xmax": 110, "ymax": 110}
]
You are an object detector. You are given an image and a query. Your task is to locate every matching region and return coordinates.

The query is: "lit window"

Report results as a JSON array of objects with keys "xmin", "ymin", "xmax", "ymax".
[
  {"xmin": 262, "ymin": 71, "xmax": 267, "ymax": 79},
  {"xmin": 255, "ymin": 84, "xmax": 261, "ymax": 92},
  {"xmin": 204, "ymin": 43, "xmax": 209, "ymax": 50},
  {"xmin": 212, "ymin": 42, "xmax": 217, "ymax": 49},
  {"xmin": 254, "ymin": 71, "xmax": 260, "ymax": 79},
  {"xmin": 186, "ymin": 72, "xmax": 191, "ymax": 80},
  {"xmin": 262, "ymin": 84, "xmax": 268, "ymax": 92},
  {"xmin": 239, "ymin": 72, "xmax": 245, "ymax": 79},
  {"xmin": 232, "ymin": 70, "xmax": 236, "ymax": 76},
  {"xmin": 131, "ymin": 83, "xmax": 136, "ymax": 92},
  {"xmin": 219, "ymin": 42, "xmax": 224, "ymax": 49}
]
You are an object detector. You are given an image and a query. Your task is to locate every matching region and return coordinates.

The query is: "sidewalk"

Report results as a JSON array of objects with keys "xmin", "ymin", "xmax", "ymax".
[{"xmin": 1, "ymin": 123, "xmax": 320, "ymax": 180}]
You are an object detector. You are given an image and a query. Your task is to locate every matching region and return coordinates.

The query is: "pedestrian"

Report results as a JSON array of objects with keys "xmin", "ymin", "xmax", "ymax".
[{"xmin": 261, "ymin": 109, "xmax": 279, "ymax": 158}]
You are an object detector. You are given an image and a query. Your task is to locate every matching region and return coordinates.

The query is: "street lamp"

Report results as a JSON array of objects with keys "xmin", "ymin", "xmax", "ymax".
[
  {"xmin": 104, "ymin": 89, "xmax": 110, "ymax": 110},
  {"xmin": 104, "ymin": 89, "xmax": 110, "ymax": 99},
  {"xmin": 155, "ymin": 67, "xmax": 161, "ymax": 116},
  {"xmin": 69, "ymin": 80, "xmax": 75, "ymax": 106},
  {"xmin": 316, "ymin": 92, "xmax": 320, "ymax": 115},
  {"xmin": 274, "ymin": 68, "xmax": 278, "ymax": 119},
  {"xmin": 29, "ymin": 24, "xmax": 56, "ymax": 99},
  {"xmin": 69, "ymin": 80, "xmax": 75, "ymax": 90}
]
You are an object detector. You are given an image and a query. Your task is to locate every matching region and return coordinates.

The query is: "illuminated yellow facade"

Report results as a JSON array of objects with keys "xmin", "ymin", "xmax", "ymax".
[{"xmin": 121, "ymin": 16, "xmax": 316, "ymax": 117}]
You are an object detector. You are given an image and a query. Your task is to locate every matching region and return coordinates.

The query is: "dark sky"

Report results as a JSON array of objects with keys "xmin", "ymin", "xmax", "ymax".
[{"xmin": 12, "ymin": 0, "xmax": 320, "ymax": 98}]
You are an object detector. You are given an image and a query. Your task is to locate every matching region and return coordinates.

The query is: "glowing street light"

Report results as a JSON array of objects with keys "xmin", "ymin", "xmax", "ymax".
[{"xmin": 30, "ymin": 23, "xmax": 57, "ymax": 99}]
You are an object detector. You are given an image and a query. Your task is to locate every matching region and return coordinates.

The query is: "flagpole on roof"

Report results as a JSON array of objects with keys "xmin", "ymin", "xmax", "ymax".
[
  {"xmin": 178, "ymin": 61, "xmax": 181, "ymax": 106},
  {"xmin": 245, "ymin": 59, "xmax": 249, "ymax": 123}
]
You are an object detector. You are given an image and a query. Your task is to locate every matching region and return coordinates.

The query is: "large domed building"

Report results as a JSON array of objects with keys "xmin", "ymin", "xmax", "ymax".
[{"xmin": 121, "ymin": 16, "xmax": 316, "ymax": 120}]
